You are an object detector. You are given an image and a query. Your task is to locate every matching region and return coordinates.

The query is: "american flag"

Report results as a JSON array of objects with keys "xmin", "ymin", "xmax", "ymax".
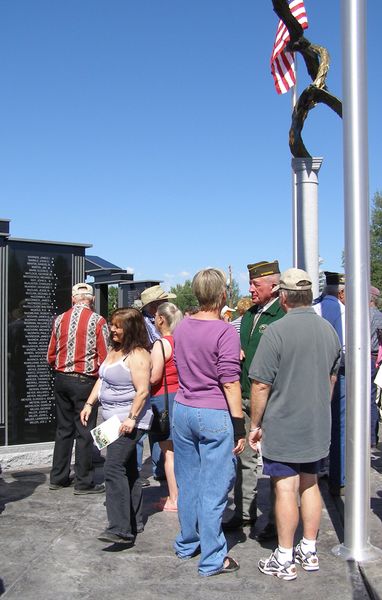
[{"xmin": 270, "ymin": 0, "xmax": 309, "ymax": 95}]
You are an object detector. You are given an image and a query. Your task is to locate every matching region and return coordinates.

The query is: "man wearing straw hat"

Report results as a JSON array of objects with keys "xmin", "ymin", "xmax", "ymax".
[
  {"xmin": 140, "ymin": 285, "xmax": 176, "ymax": 343},
  {"xmin": 138, "ymin": 285, "xmax": 177, "ymax": 483}
]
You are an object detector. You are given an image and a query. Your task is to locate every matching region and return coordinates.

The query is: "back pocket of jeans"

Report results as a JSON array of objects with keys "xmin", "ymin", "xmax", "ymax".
[{"xmin": 197, "ymin": 409, "xmax": 229, "ymax": 433}]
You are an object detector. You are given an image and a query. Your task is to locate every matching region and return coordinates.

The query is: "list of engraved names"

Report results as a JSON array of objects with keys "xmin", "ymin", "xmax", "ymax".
[{"xmin": 21, "ymin": 255, "xmax": 58, "ymax": 425}]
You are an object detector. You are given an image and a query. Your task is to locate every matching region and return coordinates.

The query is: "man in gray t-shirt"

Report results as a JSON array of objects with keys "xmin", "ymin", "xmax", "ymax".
[{"xmin": 248, "ymin": 268, "xmax": 341, "ymax": 582}]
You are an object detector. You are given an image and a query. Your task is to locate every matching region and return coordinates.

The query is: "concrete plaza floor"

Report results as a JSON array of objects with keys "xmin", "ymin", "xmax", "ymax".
[{"xmin": 1, "ymin": 445, "xmax": 382, "ymax": 600}]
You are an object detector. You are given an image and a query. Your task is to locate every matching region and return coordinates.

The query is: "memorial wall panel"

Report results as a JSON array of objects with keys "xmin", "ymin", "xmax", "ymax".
[{"xmin": 7, "ymin": 242, "xmax": 74, "ymax": 445}]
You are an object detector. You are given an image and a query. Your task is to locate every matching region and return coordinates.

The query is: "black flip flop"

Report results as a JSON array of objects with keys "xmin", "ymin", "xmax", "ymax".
[{"xmin": 209, "ymin": 556, "xmax": 240, "ymax": 575}]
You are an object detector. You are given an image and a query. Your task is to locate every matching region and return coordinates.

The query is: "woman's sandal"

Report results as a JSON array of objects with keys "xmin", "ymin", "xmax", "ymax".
[{"xmin": 219, "ymin": 556, "xmax": 240, "ymax": 574}]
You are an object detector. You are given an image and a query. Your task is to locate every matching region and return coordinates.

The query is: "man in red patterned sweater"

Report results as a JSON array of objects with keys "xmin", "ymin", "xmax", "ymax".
[{"xmin": 47, "ymin": 283, "xmax": 109, "ymax": 494}]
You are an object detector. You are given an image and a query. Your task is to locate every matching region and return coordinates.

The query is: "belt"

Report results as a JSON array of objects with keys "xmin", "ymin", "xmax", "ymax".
[{"xmin": 57, "ymin": 371, "xmax": 97, "ymax": 380}]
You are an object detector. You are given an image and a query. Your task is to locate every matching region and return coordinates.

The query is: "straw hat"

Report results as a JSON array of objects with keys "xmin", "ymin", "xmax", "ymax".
[{"xmin": 140, "ymin": 285, "xmax": 176, "ymax": 309}]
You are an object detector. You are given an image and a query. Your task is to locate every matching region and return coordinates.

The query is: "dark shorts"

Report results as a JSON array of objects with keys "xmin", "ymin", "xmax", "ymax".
[{"xmin": 263, "ymin": 457, "xmax": 321, "ymax": 477}]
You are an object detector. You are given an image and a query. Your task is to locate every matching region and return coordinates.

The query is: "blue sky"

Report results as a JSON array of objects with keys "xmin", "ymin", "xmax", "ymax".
[{"xmin": 1, "ymin": 1, "xmax": 381, "ymax": 294}]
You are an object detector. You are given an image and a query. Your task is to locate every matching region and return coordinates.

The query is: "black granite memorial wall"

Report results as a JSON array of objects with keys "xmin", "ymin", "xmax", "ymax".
[
  {"xmin": 7, "ymin": 241, "xmax": 79, "ymax": 445},
  {"xmin": 1, "ymin": 226, "xmax": 156, "ymax": 449}
]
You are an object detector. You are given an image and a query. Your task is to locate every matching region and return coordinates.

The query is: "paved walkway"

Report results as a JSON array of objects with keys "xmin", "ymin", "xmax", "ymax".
[{"xmin": 1, "ymin": 446, "xmax": 382, "ymax": 600}]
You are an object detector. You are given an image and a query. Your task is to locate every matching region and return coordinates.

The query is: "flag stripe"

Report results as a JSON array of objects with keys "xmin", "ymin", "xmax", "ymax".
[{"xmin": 270, "ymin": 0, "xmax": 309, "ymax": 95}]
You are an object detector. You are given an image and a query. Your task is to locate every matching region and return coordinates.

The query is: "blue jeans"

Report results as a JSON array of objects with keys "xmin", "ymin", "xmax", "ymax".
[
  {"xmin": 136, "ymin": 434, "xmax": 165, "ymax": 477},
  {"xmin": 329, "ymin": 370, "xmax": 346, "ymax": 488},
  {"xmin": 172, "ymin": 402, "xmax": 236, "ymax": 576}
]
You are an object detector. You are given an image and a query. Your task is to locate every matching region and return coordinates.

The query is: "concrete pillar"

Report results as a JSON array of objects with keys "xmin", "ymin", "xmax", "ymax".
[{"xmin": 292, "ymin": 157, "xmax": 323, "ymax": 298}]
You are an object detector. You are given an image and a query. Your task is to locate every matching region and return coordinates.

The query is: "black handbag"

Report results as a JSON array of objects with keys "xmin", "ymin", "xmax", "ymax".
[{"xmin": 150, "ymin": 339, "xmax": 170, "ymax": 438}]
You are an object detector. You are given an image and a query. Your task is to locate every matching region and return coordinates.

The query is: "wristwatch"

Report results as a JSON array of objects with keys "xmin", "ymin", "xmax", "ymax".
[{"xmin": 128, "ymin": 412, "xmax": 138, "ymax": 421}]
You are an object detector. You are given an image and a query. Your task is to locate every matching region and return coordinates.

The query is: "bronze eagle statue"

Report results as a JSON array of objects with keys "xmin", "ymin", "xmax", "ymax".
[{"xmin": 272, "ymin": 0, "xmax": 342, "ymax": 158}]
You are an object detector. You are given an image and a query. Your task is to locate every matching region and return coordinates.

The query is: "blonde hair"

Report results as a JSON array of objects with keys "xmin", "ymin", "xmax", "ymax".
[
  {"xmin": 192, "ymin": 268, "xmax": 227, "ymax": 312},
  {"xmin": 236, "ymin": 297, "xmax": 252, "ymax": 315},
  {"xmin": 156, "ymin": 302, "xmax": 183, "ymax": 333}
]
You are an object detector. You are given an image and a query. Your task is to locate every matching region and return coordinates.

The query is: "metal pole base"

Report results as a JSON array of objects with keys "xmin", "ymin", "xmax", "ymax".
[{"xmin": 332, "ymin": 542, "xmax": 382, "ymax": 562}]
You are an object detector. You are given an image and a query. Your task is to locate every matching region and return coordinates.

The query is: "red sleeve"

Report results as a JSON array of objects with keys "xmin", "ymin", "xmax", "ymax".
[{"xmin": 47, "ymin": 320, "xmax": 57, "ymax": 366}]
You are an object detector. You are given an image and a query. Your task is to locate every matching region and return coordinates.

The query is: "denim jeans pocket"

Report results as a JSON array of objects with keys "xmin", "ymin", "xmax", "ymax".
[{"xmin": 197, "ymin": 408, "xmax": 229, "ymax": 434}]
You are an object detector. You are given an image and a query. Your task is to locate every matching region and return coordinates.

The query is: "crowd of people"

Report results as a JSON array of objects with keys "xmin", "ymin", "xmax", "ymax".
[{"xmin": 46, "ymin": 262, "xmax": 382, "ymax": 580}]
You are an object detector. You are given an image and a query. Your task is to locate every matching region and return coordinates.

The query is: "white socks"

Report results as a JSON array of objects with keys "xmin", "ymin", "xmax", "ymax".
[
  {"xmin": 276, "ymin": 537, "xmax": 316, "ymax": 564},
  {"xmin": 276, "ymin": 546, "xmax": 293, "ymax": 564},
  {"xmin": 301, "ymin": 537, "xmax": 317, "ymax": 554}
]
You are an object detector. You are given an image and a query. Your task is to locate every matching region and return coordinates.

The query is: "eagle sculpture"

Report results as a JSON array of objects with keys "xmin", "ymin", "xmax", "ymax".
[{"xmin": 272, "ymin": 0, "xmax": 342, "ymax": 158}]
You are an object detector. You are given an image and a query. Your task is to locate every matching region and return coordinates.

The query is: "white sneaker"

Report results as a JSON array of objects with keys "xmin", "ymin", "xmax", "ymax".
[
  {"xmin": 258, "ymin": 551, "xmax": 297, "ymax": 581},
  {"xmin": 294, "ymin": 542, "xmax": 319, "ymax": 571}
]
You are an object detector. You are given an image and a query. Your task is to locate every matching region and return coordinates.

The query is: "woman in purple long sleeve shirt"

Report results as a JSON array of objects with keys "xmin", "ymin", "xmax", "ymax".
[{"xmin": 172, "ymin": 268, "xmax": 246, "ymax": 577}]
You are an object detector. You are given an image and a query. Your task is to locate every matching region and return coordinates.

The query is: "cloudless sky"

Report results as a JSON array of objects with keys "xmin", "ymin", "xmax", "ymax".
[{"xmin": 1, "ymin": 1, "xmax": 381, "ymax": 294}]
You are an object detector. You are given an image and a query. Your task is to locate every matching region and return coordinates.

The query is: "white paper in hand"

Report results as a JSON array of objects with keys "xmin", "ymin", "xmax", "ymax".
[
  {"xmin": 257, "ymin": 441, "xmax": 263, "ymax": 473},
  {"xmin": 375, "ymin": 367, "xmax": 382, "ymax": 389},
  {"xmin": 91, "ymin": 415, "xmax": 121, "ymax": 450}
]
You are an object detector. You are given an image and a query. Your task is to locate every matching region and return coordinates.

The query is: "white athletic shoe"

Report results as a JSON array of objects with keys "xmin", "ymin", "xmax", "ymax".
[
  {"xmin": 294, "ymin": 542, "xmax": 319, "ymax": 571},
  {"xmin": 258, "ymin": 551, "xmax": 297, "ymax": 581}
]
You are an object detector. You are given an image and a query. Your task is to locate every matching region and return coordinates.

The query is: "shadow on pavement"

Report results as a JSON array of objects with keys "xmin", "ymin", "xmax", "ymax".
[
  {"xmin": 347, "ymin": 560, "xmax": 371, "ymax": 600},
  {"xmin": 226, "ymin": 529, "xmax": 247, "ymax": 552},
  {"xmin": 371, "ymin": 446, "xmax": 382, "ymax": 474},
  {"xmin": 0, "ymin": 470, "xmax": 47, "ymax": 514},
  {"xmin": 320, "ymin": 478, "xmax": 345, "ymax": 543}
]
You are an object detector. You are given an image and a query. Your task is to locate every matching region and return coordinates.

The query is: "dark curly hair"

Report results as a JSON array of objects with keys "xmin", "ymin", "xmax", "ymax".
[{"xmin": 109, "ymin": 307, "xmax": 151, "ymax": 353}]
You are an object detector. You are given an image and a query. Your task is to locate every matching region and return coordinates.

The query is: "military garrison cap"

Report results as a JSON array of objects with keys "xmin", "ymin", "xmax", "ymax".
[
  {"xmin": 247, "ymin": 260, "xmax": 280, "ymax": 279},
  {"xmin": 324, "ymin": 271, "xmax": 345, "ymax": 285}
]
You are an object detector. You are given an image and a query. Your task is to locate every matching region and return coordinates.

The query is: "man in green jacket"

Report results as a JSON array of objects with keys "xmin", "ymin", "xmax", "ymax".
[{"xmin": 223, "ymin": 260, "xmax": 285, "ymax": 534}]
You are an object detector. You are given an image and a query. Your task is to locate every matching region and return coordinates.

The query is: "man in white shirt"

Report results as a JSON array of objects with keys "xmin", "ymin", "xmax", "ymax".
[{"xmin": 314, "ymin": 272, "xmax": 346, "ymax": 495}]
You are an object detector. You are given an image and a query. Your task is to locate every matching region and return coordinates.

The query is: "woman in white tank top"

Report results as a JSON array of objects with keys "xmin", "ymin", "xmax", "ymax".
[{"xmin": 80, "ymin": 307, "xmax": 151, "ymax": 545}]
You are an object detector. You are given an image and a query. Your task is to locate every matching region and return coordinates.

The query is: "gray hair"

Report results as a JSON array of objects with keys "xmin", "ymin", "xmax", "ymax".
[
  {"xmin": 192, "ymin": 268, "xmax": 227, "ymax": 312},
  {"xmin": 262, "ymin": 273, "xmax": 280, "ymax": 286},
  {"xmin": 323, "ymin": 284, "xmax": 345, "ymax": 297},
  {"xmin": 281, "ymin": 288, "xmax": 313, "ymax": 307},
  {"xmin": 132, "ymin": 299, "xmax": 143, "ymax": 310},
  {"xmin": 263, "ymin": 273, "xmax": 280, "ymax": 296},
  {"xmin": 156, "ymin": 302, "xmax": 183, "ymax": 333},
  {"xmin": 73, "ymin": 293, "xmax": 93, "ymax": 305}
]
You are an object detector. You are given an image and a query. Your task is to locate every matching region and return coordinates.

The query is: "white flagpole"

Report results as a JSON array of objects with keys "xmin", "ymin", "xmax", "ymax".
[{"xmin": 333, "ymin": 0, "xmax": 381, "ymax": 561}]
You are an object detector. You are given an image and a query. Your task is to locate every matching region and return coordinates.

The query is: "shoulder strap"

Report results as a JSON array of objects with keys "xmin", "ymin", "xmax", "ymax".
[{"xmin": 157, "ymin": 339, "xmax": 169, "ymax": 408}]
